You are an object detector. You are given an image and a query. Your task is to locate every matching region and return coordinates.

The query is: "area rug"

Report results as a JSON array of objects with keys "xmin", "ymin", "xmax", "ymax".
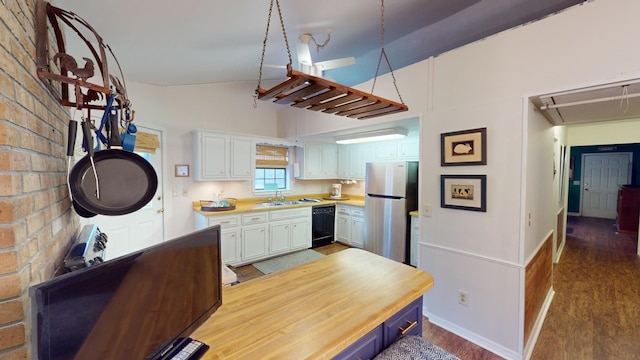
[
  {"xmin": 252, "ymin": 249, "xmax": 325, "ymax": 274},
  {"xmin": 374, "ymin": 335, "xmax": 460, "ymax": 360}
]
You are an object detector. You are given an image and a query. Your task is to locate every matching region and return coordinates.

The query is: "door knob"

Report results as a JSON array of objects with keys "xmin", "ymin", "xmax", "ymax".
[{"xmin": 157, "ymin": 208, "xmax": 164, "ymax": 213}]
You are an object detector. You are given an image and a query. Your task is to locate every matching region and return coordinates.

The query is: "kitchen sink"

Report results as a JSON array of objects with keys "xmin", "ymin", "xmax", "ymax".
[{"xmin": 259, "ymin": 200, "xmax": 306, "ymax": 207}]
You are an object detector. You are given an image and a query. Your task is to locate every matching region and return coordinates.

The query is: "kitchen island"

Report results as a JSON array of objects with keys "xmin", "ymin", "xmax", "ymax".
[{"xmin": 191, "ymin": 248, "xmax": 434, "ymax": 359}]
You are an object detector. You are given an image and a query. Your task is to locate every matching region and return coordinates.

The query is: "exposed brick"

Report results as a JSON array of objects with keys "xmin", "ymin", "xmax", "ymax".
[
  {"xmin": 0, "ymin": 201, "xmax": 13, "ymax": 222},
  {"xmin": 0, "ymin": 299, "xmax": 24, "ymax": 323},
  {"xmin": 0, "ymin": 227, "xmax": 16, "ymax": 249},
  {"xmin": 0, "ymin": 251, "xmax": 17, "ymax": 274},
  {"xmin": 0, "ymin": 345, "xmax": 28, "ymax": 360},
  {"xmin": 0, "ymin": 174, "xmax": 21, "ymax": 196},
  {"xmin": 0, "ymin": 274, "xmax": 20, "ymax": 299},
  {"xmin": 0, "ymin": 323, "xmax": 25, "ymax": 351},
  {"xmin": 21, "ymin": 173, "xmax": 39, "ymax": 193},
  {"xmin": 26, "ymin": 212, "xmax": 44, "ymax": 237}
]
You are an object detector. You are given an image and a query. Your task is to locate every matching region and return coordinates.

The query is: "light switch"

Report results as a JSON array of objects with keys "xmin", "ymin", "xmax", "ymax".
[
  {"xmin": 423, "ymin": 204, "xmax": 432, "ymax": 217},
  {"xmin": 182, "ymin": 188, "xmax": 189, "ymax": 197},
  {"xmin": 172, "ymin": 188, "xmax": 179, "ymax": 197}
]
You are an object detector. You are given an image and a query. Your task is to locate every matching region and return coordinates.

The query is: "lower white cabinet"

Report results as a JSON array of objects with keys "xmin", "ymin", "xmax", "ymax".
[
  {"xmin": 410, "ymin": 215, "xmax": 419, "ymax": 266},
  {"xmin": 195, "ymin": 207, "xmax": 311, "ymax": 266},
  {"xmin": 336, "ymin": 205, "xmax": 365, "ymax": 248},
  {"xmin": 242, "ymin": 223, "xmax": 268, "ymax": 262}
]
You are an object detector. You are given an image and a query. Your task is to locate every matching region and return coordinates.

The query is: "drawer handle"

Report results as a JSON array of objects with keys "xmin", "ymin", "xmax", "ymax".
[
  {"xmin": 399, "ymin": 320, "xmax": 418, "ymax": 335},
  {"xmin": 220, "ymin": 221, "xmax": 230, "ymax": 224},
  {"xmin": 251, "ymin": 217, "xmax": 261, "ymax": 221}
]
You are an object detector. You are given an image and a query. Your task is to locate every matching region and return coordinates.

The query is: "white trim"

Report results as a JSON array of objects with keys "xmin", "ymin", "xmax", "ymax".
[
  {"xmin": 522, "ymin": 289, "xmax": 555, "ymax": 360},
  {"xmin": 419, "ymin": 242, "xmax": 522, "ymax": 269},
  {"xmin": 424, "ymin": 307, "xmax": 521, "ymax": 360}
]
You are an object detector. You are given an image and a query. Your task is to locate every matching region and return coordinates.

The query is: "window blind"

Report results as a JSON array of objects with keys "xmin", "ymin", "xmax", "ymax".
[{"xmin": 256, "ymin": 145, "xmax": 288, "ymax": 167}]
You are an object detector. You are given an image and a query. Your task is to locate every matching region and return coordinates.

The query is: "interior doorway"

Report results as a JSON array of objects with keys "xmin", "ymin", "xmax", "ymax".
[
  {"xmin": 88, "ymin": 126, "xmax": 165, "ymax": 260},
  {"xmin": 580, "ymin": 152, "xmax": 632, "ymax": 219}
]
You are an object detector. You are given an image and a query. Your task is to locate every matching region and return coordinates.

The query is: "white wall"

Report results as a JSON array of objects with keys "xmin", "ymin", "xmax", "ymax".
[
  {"xmin": 416, "ymin": 0, "xmax": 640, "ymax": 358},
  {"xmin": 567, "ymin": 118, "xmax": 640, "ymax": 146}
]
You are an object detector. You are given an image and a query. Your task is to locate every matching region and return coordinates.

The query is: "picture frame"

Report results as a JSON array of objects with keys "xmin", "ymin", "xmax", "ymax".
[
  {"xmin": 441, "ymin": 127, "xmax": 487, "ymax": 166},
  {"xmin": 441, "ymin": 174, "xmax": 487, "ymax": 212},
  {"xmin": 175, "ymin": 164, "xmax": 189, "ymax": 177}
]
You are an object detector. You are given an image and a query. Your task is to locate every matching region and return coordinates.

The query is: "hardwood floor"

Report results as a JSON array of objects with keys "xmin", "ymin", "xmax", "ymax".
[
  {"xmin": 227, "ymin": 222, "xmax": 640, "ymax": 359},
  {"xmin": 530, "ymin": 216, "xmax": 640, "ymax": 359}
]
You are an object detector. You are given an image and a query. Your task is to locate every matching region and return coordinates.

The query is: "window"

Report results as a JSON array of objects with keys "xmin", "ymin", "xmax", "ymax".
[{"xmin": 254, "ymin": 145, "xmax": 289, "ymax": 191}]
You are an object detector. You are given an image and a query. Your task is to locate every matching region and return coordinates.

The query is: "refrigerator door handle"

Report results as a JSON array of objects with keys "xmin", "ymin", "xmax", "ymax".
[{"xmin": 367, "ymin": 194, "xmax": 404, "ymax": 200}]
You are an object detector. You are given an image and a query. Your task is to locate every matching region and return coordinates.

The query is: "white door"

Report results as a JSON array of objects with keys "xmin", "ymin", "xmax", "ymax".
[
  {"xmin": 581, "ymin": 152, "xmax": 631, "ymax": 219},
  {"xmin": 94, "ymin": 126, "xmax": 165, "ymax": 260}
]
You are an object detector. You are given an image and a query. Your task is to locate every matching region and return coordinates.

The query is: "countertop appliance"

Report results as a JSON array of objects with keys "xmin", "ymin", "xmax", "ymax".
[
  {"xmin": 365, "ymin": 161, "xmax": 418, "ymax": 264},
  {"xmin": 311, "ymin": 204, "xmax": 335, "ymax": 248},
  {"xmin": 330, "ymin": 183, "xmax": 342, "ymax": 198}
]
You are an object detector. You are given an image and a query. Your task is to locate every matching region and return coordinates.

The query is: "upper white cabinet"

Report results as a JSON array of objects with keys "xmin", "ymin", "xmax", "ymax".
[
  {"xmin": 295, "ymin": 144, "xmax": 338, "ymax": 179},
  {"xmin": 397, "ymin": 138, "xmax": 419, "ymax": 160},
  {"xmin": 194, "ymin": 130, "xmax": 254, "ymax": 181},
  {"xmin": 337, "ymin": 137, "xmax": 418, "ymax": 179}
]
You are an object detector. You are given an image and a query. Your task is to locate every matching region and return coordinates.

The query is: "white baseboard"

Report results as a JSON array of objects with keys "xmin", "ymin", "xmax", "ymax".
[
  {"xmin": 423, "ymin": 306, "xmax": 521, "ymax": 360},
  {"xmin": 522, "ymin": 289, "xmax": 555, "ymax": 360}
]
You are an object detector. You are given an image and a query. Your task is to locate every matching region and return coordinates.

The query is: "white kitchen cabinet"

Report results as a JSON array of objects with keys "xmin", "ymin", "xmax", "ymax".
[
  {"xmin": 269, "ymin": 207, "xmax": 312, "ymax": 254},
  {"xmin": 350, "ymin": 208, "xmax": 365, "ymax": 248},
  {"xmin": 195, "ymin": 214, "xmax": 242, "ymax": 266},
  {"xmin": 295, "ymin": 144, "xmax": 338, "ymax": 179},
  {"xmin": 336, "ymin": 209, "xmax": 351, "ymax": 244},
  {"xmin": 335, "ymin": 205, "xmax": 365, "ymax": 248},
  {"xmin": 397, "ymin": 138, "xmax": 419, "ymax": 161},
  {"xmin": 230, "ymin": 137, "xmax": 254, "ymax": 179},
  {"xmin": 269, "ymin": 221, "xmax": 291, "ymax": 255},
  {"xmin": 337, "ymin": 144, "xmax": 368, "ymax": 180},
  {"xmin": 193, "ymin": 130, "xmax": 254, "ymax": 181},
  {"xmin": 195, "ymin": 207, "xmax": 311, "ymax": 266},
  {"xmin": 410, "ymin": 215, "xmax": 419, "ymax": 266},
  {"xmin": 290, "ymin": 218, "xmax": 311, "ymax": 250},
  {"xmin": 374, "ymin": 141, "xmax": 397, "ymax": 161},
  {"xmin": 194, "ymin": 131, "xmax": 229, "ymax": 180},
  {"xmin": 241, "ymin": 224, "xmax": 268, "ymax": 262}
]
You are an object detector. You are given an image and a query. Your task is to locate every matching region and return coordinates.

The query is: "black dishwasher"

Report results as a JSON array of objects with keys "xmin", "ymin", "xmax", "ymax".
[{"xmin": 311, "ymin": 205, "xmax": 335, "ymax": 248}]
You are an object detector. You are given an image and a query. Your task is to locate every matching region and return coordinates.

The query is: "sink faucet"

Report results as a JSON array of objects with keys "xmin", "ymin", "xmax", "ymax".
[{"xmin": 274, "ymin": 190, "xmax": 285, "ymax": 203}]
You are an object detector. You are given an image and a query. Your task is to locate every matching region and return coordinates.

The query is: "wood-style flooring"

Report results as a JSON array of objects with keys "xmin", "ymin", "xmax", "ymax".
[
  {"xmin": 530, "ymin": 216, "xmax": 640, "ymax": 360},
  {"xmin": 228, "ymin": 220, "xmax": 640, "ymax": 359}
]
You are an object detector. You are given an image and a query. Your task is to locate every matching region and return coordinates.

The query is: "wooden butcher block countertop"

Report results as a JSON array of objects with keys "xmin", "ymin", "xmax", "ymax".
[{"xmin": 192, "ymin": 248, "xmax": 434, "ymax": 360}]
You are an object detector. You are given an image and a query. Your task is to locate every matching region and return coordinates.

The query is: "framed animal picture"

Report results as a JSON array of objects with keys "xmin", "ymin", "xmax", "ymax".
[
  {"xmin": 441, "ymin": 127, "xmax": 487, "ymax": 166},
  {"xmin": 441, "ymin": 174, "xmax": 486, "ymax": 212}
]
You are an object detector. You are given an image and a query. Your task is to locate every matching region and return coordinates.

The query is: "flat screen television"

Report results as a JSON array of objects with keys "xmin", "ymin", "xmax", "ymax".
[{"xmin": 30, "ymin": 225, "xmax": 222, "ymax": 360}]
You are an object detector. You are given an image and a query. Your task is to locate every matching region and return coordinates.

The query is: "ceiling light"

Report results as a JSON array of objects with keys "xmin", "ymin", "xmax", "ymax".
[{"xmin": 335, "ymin": 128, "xmax": 407, "ymax": 144}]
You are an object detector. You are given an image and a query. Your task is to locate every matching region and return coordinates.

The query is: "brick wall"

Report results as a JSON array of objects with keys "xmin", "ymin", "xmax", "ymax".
[{"xmin": 0, "ymin": 0, "xmax": 79, "ymax": 358}]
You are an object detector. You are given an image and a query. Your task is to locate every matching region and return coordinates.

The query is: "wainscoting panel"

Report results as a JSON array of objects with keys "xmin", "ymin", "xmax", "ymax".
[{"xmin": 524, "ymin": 235, "xmax": 553, "ymax": 345}]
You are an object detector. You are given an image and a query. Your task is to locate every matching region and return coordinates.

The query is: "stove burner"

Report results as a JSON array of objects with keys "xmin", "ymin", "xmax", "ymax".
[{"xmin": 64, "ymin": 224, "xmax": 108, "ymax": 272}]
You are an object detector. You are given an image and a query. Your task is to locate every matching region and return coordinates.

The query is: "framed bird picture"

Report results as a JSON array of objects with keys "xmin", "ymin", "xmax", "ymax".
[
  {"xmin": 441, "ymin": 127, "xmax": 487, "ymax": 166},
  {"xmin": 441, "ymin": 175, "xmax": 487, "ymax": 212}
]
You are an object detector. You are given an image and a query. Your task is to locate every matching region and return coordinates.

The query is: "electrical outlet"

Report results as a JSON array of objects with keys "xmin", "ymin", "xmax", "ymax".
[
  {"xmin": 182, "ymin": 188, "xmax": 189, "ymax": 197},
  {"xmin": 458, "ymin": 290, "xmax": 469, "ymax": 306}
]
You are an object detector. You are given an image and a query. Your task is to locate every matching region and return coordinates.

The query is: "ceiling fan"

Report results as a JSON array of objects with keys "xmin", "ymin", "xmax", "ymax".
[{"xmin": 296, "ymin": 33, "xmax": 355, "ymax": 78}]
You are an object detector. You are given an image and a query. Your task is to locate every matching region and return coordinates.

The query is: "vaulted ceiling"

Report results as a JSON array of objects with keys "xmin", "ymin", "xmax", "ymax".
[{"xmin": 57, "ymin": 0, "xmax": 585, "ymax": 87}]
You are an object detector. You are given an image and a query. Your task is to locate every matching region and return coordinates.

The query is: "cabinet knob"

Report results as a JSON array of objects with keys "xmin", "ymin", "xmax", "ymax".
[{"xmin": 157, "ymin": 208, "xmax": 164, "ymax": 213}]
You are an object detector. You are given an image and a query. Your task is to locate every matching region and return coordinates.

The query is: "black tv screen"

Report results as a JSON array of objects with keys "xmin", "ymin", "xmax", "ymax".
[{"xmin": 30, "ymin": 225, "xmax": 222, "ymax": 360}]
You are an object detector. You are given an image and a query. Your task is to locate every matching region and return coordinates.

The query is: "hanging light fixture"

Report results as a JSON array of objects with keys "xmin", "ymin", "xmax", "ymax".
[
  {"xmin": 254, "ymin": 0, "xmax": 408, "ymax": 120},
  {"xmin": 335, "ymin": 128, "xmax": 407, "ymax": 144}
]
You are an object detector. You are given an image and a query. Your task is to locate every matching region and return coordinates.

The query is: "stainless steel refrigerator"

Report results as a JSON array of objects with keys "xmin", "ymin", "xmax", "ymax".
[{"xmin": 365, "ymin": 161, "xmax": 418, "ymax": 264}]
